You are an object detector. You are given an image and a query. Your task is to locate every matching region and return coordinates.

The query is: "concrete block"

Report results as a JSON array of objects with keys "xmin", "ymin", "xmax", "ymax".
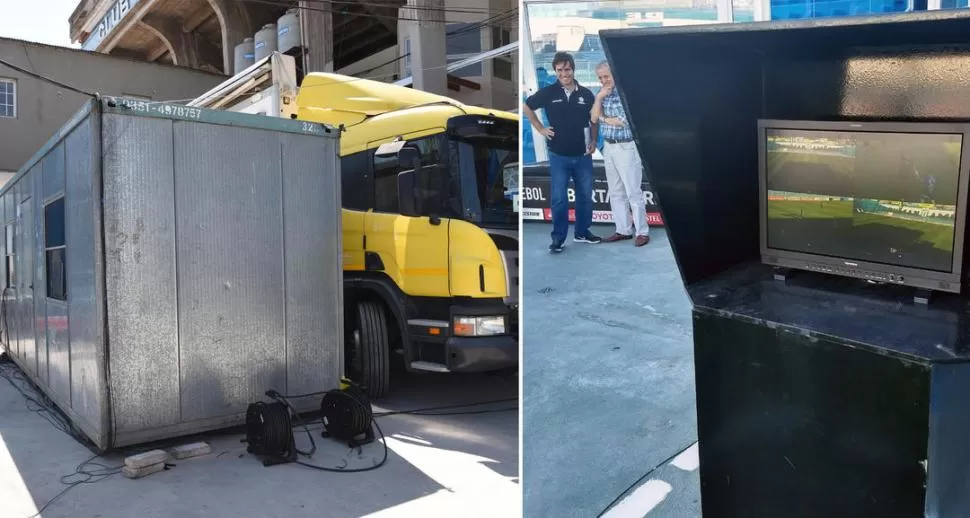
[
  {"xmin": 124, "ymin": 449, "xmax": 169, "ymax": 470},
  {"xmin": 122, "ymin": 462, "xmax": 165, "ymax": 479},
  {"xmin": 168, "ymin": 441, "xmax": 211, "ymax": 460}
]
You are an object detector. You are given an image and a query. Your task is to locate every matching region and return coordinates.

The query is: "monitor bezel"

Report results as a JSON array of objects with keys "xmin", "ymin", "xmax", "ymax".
[{"xmin": 758, "ymin": 119, "xmax": 970, "ymax": 293}]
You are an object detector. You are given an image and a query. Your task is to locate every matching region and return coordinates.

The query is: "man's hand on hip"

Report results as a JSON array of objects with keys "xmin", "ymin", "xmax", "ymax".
[{"xmin": 539, "ymin": 126, "xmax": 555, "ymax": 139}]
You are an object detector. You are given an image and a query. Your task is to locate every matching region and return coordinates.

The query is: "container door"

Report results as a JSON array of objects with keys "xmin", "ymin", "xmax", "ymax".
[{"xmin": 17, "ymin": 198, "xmax": 34, "ymax": 375}]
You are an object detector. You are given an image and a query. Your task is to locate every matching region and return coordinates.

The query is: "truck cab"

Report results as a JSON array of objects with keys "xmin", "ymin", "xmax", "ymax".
[
  {"xmin": 188, "ymin": 53, "xmax": 519, "ymax": 397},
  {"xmin": 297, "ymin": 75, "xmax": 519, "ymax": 397}
]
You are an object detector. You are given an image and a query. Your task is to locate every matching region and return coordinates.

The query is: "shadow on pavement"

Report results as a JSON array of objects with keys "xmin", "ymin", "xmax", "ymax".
[
  {"xmin": 0, "ymin": 353, "xmax": 518, "ymax": 518},
  {"xmin": 522, "ymin": 222, "xmax": 700, "ymax": 518}
]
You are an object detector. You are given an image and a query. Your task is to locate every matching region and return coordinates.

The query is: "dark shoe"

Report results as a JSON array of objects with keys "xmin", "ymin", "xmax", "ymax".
[
  {"xmin": 635, "ymin": 235, "xmax": 650, "ymax": 247},
  {"xmin": 603, "ymin": 233, "xmax": 633, "ymax": 243},
  {"xmin": 574, "ymin": 233, "xmax": 602, "ymax": 244},
  {"xmin": 549, "ymin": 240, "xmax": 564, "ymax": 253}
]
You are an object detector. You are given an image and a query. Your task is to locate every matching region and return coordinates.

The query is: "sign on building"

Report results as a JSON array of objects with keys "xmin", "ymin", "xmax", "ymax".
[{"xmin": 82, "ymin": 0, "xmax": 143, "ymax": 51}]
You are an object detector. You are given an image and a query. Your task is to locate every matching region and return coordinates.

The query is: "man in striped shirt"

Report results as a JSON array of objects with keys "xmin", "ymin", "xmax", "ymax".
[{"xmin": 591, "ymin": 61, "xmax": 650, "ymax": 247}]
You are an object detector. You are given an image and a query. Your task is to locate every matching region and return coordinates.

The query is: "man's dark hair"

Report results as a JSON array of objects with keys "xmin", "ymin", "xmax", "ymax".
[{"xmin": 552, "ymin": 52, "xmax": 575, "ymax": 71}]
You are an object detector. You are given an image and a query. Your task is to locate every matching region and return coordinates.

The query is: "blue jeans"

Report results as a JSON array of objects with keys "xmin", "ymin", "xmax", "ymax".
[{"xmin": 549, "ymin": 152, "xmax": 593, "ymax": 243}]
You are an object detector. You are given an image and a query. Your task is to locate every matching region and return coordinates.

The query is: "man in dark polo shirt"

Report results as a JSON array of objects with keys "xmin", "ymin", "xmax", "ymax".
[{"xmin": 523, "ymin": 52, "xmax": 600, "ymax": 253}]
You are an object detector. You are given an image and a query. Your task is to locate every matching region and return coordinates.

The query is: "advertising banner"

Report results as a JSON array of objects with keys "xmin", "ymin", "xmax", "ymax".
[{"xmin": 521, "ymin": 162, "xmax": 663, "ymax": 226}]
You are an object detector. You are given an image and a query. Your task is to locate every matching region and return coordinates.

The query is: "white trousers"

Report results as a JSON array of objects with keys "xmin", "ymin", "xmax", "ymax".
[{"xmin": 602, "ymin": 140, "xmax": 648, "ymax": 236}]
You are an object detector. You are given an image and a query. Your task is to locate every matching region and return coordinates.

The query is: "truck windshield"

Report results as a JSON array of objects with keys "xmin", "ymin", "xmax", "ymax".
[{"xmin": 450, "ymin": 117, "xmax": 519, "ymax": 227}]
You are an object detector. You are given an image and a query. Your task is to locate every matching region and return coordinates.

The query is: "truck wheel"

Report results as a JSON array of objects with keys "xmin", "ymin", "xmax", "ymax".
[{"xmin": 355, "ymin": 301, "xmax": 390, "ymax": 399}]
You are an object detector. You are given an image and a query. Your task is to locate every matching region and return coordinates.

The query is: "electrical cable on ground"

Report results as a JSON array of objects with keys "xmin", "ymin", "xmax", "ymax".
[
  {"xmin": 372, "ymin": 396, "xmax": 518, "ymax": 417},
  {"xmin": 23, "ymin": 453, "xmax": 125, "ymax": 518},
  {"xmin": 0, "ymin": 356, "xmax": 132, "ymax": 518},
  {"xmin": 0, "ymin": 354, "xmax": 91, "ymax": 447},
  {"xmin": 595, "ymin": 440, "xmax": 700, "ymax": 518},
  {"xmin": 245, "ymin": 386, "xmax": 390, "ymax": 473}
]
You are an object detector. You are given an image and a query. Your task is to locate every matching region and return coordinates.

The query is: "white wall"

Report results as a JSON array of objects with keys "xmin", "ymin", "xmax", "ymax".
[{"xmin": 0, "ymin": 172, "xmax": 16, "ymax": 188}]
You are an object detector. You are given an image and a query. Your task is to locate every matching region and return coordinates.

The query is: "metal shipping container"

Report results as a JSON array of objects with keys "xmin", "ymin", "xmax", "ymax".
[{"xmin": 0, "ymin": 97, "xmax": 343, "ymax": 452}]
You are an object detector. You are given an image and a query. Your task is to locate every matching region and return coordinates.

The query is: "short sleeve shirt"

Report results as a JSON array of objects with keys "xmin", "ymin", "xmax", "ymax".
[{"xmin": 525, "ymin": 82, "xmax": 596, "ymax": 157}]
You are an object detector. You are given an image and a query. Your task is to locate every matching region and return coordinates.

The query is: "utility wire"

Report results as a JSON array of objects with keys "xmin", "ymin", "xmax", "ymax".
[
  {"xmin": 0, "ymin": 57, "xmax": 95, "ymax": 97},
  {"xmin": 254, "ymin": 0, "xmax": 505, "ymax": 16},
  {"xmin": 357, "ymin": 9, "xmax": 518, "ymax": 76},
  {"xmin": 155, "ymin": 46, "xmax": 521, "ymax": 106},
  {"xmin": 229, "ymin": 0, "xmax": 507, "ymax": 25}
]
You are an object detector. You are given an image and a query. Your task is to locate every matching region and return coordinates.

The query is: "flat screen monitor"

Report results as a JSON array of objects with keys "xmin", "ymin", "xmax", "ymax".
[{"xmin": 758, "ymin": 120, "xmax": 970, "ymax": 294}]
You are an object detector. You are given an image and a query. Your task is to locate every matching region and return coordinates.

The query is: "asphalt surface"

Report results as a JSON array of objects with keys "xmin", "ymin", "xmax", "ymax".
[
  {"xmin": 0, "ymin": 362, "xmax": 519, "ymax": 518},
  {"xmin": 522, "ymin": 222, "xmax": 700, "ymax": 518}
]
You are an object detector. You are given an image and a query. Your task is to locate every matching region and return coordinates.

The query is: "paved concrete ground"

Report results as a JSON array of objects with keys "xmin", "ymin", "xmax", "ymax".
[
  {"xmin": 0, "ymin": 363, "xmax": 518, "ymax": 518},
  {"xmin": 522, "ymin": 222, "xmax": 701, "ymax": 517}
]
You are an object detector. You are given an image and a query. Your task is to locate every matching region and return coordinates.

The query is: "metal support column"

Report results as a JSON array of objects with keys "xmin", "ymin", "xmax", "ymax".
[
  {"xmin": 300, "ymin": 0, "xmax": 333, "ymax": 72},
  {"xmin": 521, "ymin": 2, "xmax": 548, "ymax": 164},
  {"xmin": 403, "ymin": 0, "xmax": 448, "ymax": 95}
]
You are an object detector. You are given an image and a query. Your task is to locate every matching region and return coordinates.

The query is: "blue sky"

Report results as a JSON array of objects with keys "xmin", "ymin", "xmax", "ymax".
[{"xmin": 0, "ymin": 0, "xmax": 79, "ymax": 47}]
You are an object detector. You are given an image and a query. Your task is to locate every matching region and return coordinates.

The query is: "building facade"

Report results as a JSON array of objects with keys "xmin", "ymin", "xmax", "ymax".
[
  {"xmin": 0, "ymin": 37, "xmax": 225, "ymax": 178},
  {"xmin": 68, "ymin": 0, "xmax": 518, "ymax": 110},
  {"xmin": 521, "ymin": 0, "xmax": 968, "ymax": 164}
]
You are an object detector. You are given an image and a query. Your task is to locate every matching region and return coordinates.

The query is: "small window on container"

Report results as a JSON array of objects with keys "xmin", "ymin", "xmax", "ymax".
[
  {"xmin": 4, "ymin": 224, "xmax": 12, "ymax": 289},
  {"xmin": 45, "ymin": 197, "xmax": 66, "ymax": 301}
]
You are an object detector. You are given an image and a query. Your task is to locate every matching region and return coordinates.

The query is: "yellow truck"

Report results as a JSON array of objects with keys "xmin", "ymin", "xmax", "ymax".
[{"xmin": 189, "ymin": 52, "xmax": 519, "ymax": 397}]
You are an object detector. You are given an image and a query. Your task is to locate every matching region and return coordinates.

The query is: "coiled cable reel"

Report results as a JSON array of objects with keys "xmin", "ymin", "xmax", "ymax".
[
  {"xmin": 244, "ymin": 380, "xmax": 387, "ymax": 472},
  {"xmin": 244, "ymin": 400, "xmax": 299, "ymax": 466},
  {"xmin": 320, "ymin": 382, "xmax": 375, "ymax": 448}
]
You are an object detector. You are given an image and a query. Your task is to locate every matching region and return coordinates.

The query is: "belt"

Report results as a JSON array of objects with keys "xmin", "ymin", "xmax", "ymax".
[{"xmin": 604, "ymin": 138, "xmax": 633, "ymax": 144}]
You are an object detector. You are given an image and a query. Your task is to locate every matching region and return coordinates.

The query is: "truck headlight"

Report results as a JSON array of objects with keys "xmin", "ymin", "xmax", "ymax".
[{"xmin": 453, "ymin": 316, "xmax": 506, "ymax": 337}]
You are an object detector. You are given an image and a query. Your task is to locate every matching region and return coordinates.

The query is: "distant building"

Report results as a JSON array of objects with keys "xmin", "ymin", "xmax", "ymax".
[
  {"xmin": 0, "ymin": 36, "xmax": 225, "ymax": 182},
  {"xmin": 68, "ymin": 0, "xmax": 518, "ymax": 110}
]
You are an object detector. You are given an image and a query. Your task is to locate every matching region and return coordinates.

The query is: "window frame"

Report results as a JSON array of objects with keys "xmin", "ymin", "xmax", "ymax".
[
  {"xmin": 492, "ymin": 27, "xmax": 515, "ymax": 81},
  {"xmin": 369, "ymin": 133, "xmax": 447, "ymax": 215},
  {"xmin": 0, "ymin": 78, "xmax": 16, "ymax": 119},
  {"xmin": 340, "ymin": 151, "xmax": 375, "ymax": 210},
  {"xmin": 44, "ymin": 196, "xmax": 66, "ymax": 302},
  {"xmin": 4, "ymin": 223, "xmax": 13, "ymax": 290}
]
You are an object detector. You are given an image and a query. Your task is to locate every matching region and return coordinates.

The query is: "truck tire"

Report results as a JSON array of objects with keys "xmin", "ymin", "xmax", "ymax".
[{"xmin": 356, "ymin": 301, "xmax": 390, "ymax": 399}]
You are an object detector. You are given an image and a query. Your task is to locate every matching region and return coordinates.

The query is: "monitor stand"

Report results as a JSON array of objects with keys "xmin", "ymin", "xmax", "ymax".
[
  {"xmin": 913, "ymin": 288, "xmax": 933, "ymax": 306},
  {"xmin": 773, "ymin": 267, "xmax": 935, "ymax": 306},
  {"xmin": 772, "ymin": 267, "xmax": 793, "ymax": 283}
]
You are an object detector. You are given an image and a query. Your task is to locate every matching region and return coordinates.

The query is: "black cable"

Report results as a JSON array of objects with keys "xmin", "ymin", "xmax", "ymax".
[
  {"xmin": 0, "ymin": 355, "xmax": 92, "ymax": 447},
  {"xmin": 253, "ymin": 388, "xmax": 388, "ymax": 472},
  {"xmin": 387, "ymin": 406, "xmax": 516, "ymax": 417},
  {"xmin": 24, "ymin": 453, "xmax": 125, "ymax": 518},
  {"xmin": 595, "ymin": 440, "xmax": 699, "ymax": 518},
  {"xmin": 0, "ymin": 57, "xmax": 95, "ymax": 97},
  {"xmin": 372, "ymin": 397, "xmax": 518, "ymax": 417},
  {"xmin": 266, "ymin": 389, "xmax": 317, "ymax": 456},
  {"xmin": 295, "ymin": 418, "xmax": 387, "ymax": 473}
]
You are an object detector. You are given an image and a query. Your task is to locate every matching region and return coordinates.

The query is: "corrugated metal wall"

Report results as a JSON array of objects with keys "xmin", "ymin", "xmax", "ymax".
[
  {"xmin": 1, "ymin": 100, "xmax": 342, "ymax": 450},
  {"xmin": 0, "ymin": 104, "xmax": 106, "ymax": 443}
]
